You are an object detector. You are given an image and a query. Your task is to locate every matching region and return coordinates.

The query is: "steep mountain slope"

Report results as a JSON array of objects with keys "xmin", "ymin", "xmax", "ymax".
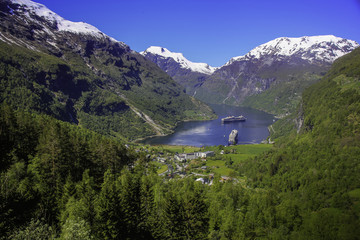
[
  {"xmin": 239, "ymin": 47, "xmax": 360, "ymax": 238},
  {"xmin": 0, "ymin": 0, "xmax": 215, "ymax": 140},
  {"xmin": 141, "ymin": 46, "xmax": 217, "ymax": 95},
  {"xmin": 143, "ymin": 36, "xmax": 358, "ymax": 116},
  {"xmin": 198, "ymin": 35, "xmax": 358, "ymax": 116}
]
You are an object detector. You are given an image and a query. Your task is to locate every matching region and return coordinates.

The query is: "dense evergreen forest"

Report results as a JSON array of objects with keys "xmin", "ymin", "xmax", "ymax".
[
  {"xmin": 1, "ymin": 1, "xmax": 359, "ymax": 239},
  {"xmin": 1, "ymin": 47, "xmax": 359, "ymax": 239}
]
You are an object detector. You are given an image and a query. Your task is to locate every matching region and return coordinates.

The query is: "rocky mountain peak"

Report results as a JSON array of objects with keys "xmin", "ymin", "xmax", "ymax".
[
  {"xmin": 225, "ymin": 35, "xmax": 359, "ymax": 66},
  {"xmin": 141, "ymin": 46, "xmax": 217, "ymax": 75},
  {"xmin": 1, "ymin": 0, "xmax": 127, "ymax": 48}
]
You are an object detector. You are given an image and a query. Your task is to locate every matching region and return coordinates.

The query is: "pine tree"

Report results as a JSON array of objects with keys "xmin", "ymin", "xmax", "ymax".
[
  {"xmin": 118, "ymin": 168, "xmax": 142, "ymax": 238},
  {"xmin": 0, "ymin": 103, "xmax": 18, "ymax": 171},
  {"xmin": 163, "ymin": 191, "xmax": 186, "ymax": 240},
  {"xmin": 183, "ymin": 183, "xmax": 209, "ymax": 240},
  {"xmin": 75, "ymin": 170, "xmax": 96, "ymax": 228},
  {"xmin": 58, "ymin": 174, "xmax": 75, "ymax": 215},
  {"xmin": 138, "ymin": 174, "xmax": 157, "ymax": 239},
  {"xmin": 94, "ymin": 169, "xmax": 122, "ymax": 239}
]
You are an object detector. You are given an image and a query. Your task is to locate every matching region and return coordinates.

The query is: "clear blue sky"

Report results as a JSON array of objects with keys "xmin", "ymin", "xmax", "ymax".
[{"xmin": 35, "ymin": 0, "xmax": 360, "ymax": 67}]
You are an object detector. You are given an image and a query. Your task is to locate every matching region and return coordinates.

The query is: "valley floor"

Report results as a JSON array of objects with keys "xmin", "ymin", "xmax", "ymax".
[{"xmin": 136, "ymin": 144, "xmax": 273, "ymax": 180}]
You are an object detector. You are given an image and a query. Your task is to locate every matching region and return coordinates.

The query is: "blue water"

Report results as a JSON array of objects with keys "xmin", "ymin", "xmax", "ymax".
[{"xmin": 141, "ymin": 104, "xmax": 275, "ymax": 147}]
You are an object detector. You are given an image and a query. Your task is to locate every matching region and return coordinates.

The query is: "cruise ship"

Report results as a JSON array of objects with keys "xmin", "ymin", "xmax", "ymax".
[{"xmin": 221, "ymin": 115, "xmax": 246, "ymax": 123}]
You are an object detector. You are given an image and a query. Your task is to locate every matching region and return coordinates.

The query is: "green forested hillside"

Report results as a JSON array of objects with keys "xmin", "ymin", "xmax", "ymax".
[
  {"xmin": 0, "ymin": 41, "xmax": 215, "ymax": 141},
  {"xmin": 240, "ymin": 47, "xmax": 360, "ymax": 238},
  {"xmin": 241, "ymin": 70, "xmax": 324, "ymax": 117},
  {"xmin": 0, "ymin": 104, "xmax": 136, "ymax": 238},
  {"xmin": 0, "ymin": 0, "xmax": 216, "ymax": 141},
  {"xmin": 1, "ymin": 48, "xmax": 359, "ymax": 239}
]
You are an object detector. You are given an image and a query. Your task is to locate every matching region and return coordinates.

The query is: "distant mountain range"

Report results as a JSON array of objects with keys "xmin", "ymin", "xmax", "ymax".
[
  {"xmin": 1, "ymin": 0, "xmax": 359, "ymax": 143},
  {"xmin": 142, "ymin": 36, "xmax": 359, "ymax": 116},
  {"xmin": 140, "ymin": 47, "xmax": 217, "ymax": 95},
  {"xmin": 0, "ymin": 0, "xmax": 215, "ymax": 140}
]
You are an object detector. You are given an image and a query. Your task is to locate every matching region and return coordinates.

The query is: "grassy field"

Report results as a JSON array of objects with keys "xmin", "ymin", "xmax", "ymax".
[
  {"xmin": 143, "ymin": 143, "xmax": 273, "ymax": 177},
  {"xmin": 154, "ymin": 162, "xmax": 168, "ymax": 174},
  {"xmin": 206, "ymin": 160, "xmax": 234, "ymax": 176},
  {"xmin": 203, "ymin": 144, "xmax": 273, "ymax": 176},
  {"xmin": 143, "ymin": 143, "xmax": 272, "ymax": 156},
  {"xmin": 222, "ymin": 144, "xmax": 273, "ymax": 164},
  {"xmin": 207, "ymin": 144, "xmax": 272, "ymax": 154},
  {"xmin": 147, "ymin": 145, "xmax": 203, "ymax": 153}
]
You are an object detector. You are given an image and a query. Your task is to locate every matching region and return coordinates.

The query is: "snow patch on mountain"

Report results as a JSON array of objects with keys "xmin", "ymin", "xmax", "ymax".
[
  {"xmin": 225, "ymin": 35, "xmax": 359, "ymax": 66},
  {"xmin": 9, "ymin": 0, "xmax": 124, "ymax": 44},
  {"xmin": 141, "ymin": 46, "xmax": 217, "ymax": 75}
]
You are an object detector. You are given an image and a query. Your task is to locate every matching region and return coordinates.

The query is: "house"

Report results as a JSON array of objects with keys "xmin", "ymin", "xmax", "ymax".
[
  {"xmin": 205, "ymin": 151, "xmax": 215, "ymax": 157},
  {"xmin": 196, "ymin": 178, "xmax": 205, "ymax": 184},
  {"xmin": 184, "ymin": 153, "xmax": 197, "ymax": 160},
  {"xmin": 156, "ymin": 157, "xmax": 166, "ymax": 163},
  {"xmin": 176, "ymin": 153, "xmax": 197, "ymax": 161},
  {"xmin": 175, "ymin": 151, "xmax": 214, "ymax": 162},
  {"xmin": 196, "ymin": 151, "xmax": 215, "ymax": 158},
  {"xmin": 174, "ymin": 154, "xmax": 186, "ymax": 162},
  {"xmin": 195, "ymin": 177, "xmax": 210, "ymax": 184}
]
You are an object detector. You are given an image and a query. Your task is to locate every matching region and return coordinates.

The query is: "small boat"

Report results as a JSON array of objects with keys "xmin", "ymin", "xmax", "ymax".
[
  {"xmin": 228, "ymin": 129, "xmax": 238, "ymax": 145},
  {"xmin": 221, "ymin": 115, "xmax": 246, "ymax": 123}
]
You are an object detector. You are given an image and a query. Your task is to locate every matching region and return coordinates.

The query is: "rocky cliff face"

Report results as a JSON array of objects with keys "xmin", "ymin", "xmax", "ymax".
[{"xmin": 0, "ymin": 0, "xmax": 215, "ymax": 140}]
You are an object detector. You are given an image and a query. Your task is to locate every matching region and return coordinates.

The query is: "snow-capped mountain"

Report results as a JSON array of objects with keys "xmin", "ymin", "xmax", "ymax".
[
  {"xmin": 225, "ymin": 35, "xmax": 358, "ymax": 66},
  {"xmin": 188, "ymin": 35, "xmax": 359, "ymax": 116},
  {"xmin": 10, "ymin": 0, "xmax": 104, "ymax": 36},
  {"xmin": 141, "ymin": 46, "xmax": 217, "ymax": 75},
  {"xmin": 140, "ymin": 36, "xmax": 359, "ymax": 115},
  {"xmin": 0, "ymin": 0, "xmax": 215, "ymax": 139},
  {"xmin": 0, "ymin": 0, "xmax": 132, "ymax": 62},
  {"xmin": 141, "ymin": 46, "xmax": 218, "ymax": 95},
  {"xmin": 1, "ymin": 0, "xmax": 123, "ymax": 44}
]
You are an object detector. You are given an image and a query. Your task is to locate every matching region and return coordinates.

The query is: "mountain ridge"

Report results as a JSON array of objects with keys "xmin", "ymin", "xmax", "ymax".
[
  {"xmin": 225, "ymin": 35, "xmax": 358, "ymax": 65},
  {"xmin": 0, "ymin": 0, "xmax": 216, "ymax": 140},
  {"xmin": 141, "ymin": 46, "xmax": 217, "ymax": 75},
  {"xmin": 140, "ymin": 46, "xmax": 217, "ymax": 96},
  {"xmin": 4, "ymin": 0, "xmax": 123, "ymax": 43},
  {"xmin": 142, "ymin": 35, "xmax": 358, "ymax": 116}
]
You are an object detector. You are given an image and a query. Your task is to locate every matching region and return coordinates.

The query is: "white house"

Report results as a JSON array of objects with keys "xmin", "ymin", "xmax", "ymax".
[
  {"xmin": 175, "ymin": 151, "xmax": 214, "ymax": 162},
  {"xmin": 196, "ymin": 151, "xmax": 215, "ymax": 158}
]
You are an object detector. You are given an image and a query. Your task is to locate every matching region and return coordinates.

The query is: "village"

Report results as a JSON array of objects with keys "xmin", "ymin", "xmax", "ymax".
[
  {"xmin": 158, "ymin": 150, "xmax": 218, "ymax": 185},
  {"xmin": 130, "ymin": 143, "xmax": 272, "ymax": 185}
]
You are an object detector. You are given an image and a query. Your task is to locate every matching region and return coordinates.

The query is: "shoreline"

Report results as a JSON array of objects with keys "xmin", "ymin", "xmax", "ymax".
[
  {"xmin": 134, "ymin": 105, "xmax": 275, "ymax": 146},
  {"xmin": 133, "ymin": 131, "xmax": 173, "ymax": 143},
  {"xmin": 133, "ymin": 115, "xmax": 218, "ymax": 144}
]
